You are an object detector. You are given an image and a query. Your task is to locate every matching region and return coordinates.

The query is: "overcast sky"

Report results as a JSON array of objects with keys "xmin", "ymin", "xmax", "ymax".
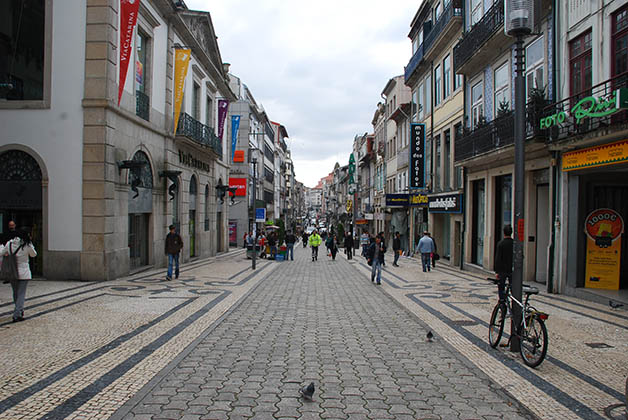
[{"xmin": 187, "ymin": 1, "xmax": 421, "ymax": 188}]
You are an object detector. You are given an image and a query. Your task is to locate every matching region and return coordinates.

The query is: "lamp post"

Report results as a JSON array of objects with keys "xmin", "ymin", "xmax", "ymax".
[
  {"xmin": 251, "ymin": 156, "xmax": 258, "ymax": 270},
  {"xmin": 505, "ymin": 0, "xmax": 534, "ymax": 352}
]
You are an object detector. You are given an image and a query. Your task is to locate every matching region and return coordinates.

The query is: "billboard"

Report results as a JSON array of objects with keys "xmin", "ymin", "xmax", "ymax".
[{"xmin": 410, "ymin": 123, "xmax": 426, "ymax": 189}]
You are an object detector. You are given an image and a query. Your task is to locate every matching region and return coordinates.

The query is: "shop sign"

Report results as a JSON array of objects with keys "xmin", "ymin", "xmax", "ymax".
[
  {"xmin": 562, "ymin": 139, "xmax": 628, "ymax": 171},
  {"xmin": 233, "ymin": 150, "xmax": 245, "ymax": 163},
  {"xmin": 228, "ymin": 220, "xmax": 238, "ymax": 246},
  {"xmin": 409, "ymin": 123, "xmax": 426, "ymax": 189},
  {"xmin": 364, "ymin": 213, "xmax": 374, "ymax": 220},
  {"xmin": 255, "ymin": 208, "xmax": 266, "ymax": 222},
  {"xmin": 385, "ymin": 194, "xmax": 408, "ymax": 207},
  {"xmin": 540, "ymin": 88, "xmax": 628, "ymax": 129},
  {"xmin": 228, "ymin": 177, "xmax": 247, "ymax": 196},
  {"xmin": 178, "ymin": 150, "xmax": 211, "ymax": 172},
  {"xmin": 428, "ymin": 193, "xmax": 462, "ymax": 213},
  {"xmin": 355, "ymin": 219, "xmax": 368, "ymax": 225},
  {"xmin": 584, "ymin": 208, "xmax": 624, "ymax": 290},
  {"xmin": 409, "ymin": 193, "xmax": 428, "ymax": 207}
]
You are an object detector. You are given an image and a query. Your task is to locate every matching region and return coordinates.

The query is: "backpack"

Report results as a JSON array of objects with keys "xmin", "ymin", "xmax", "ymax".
[{"xmin": 1, "ymin": 243, "xmax": 24, "ymax": 282}]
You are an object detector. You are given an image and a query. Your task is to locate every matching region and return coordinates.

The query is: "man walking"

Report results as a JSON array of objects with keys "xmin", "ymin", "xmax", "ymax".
[
  {"xmin": 367, "ymin": 236, "xmax": 386, "ymax": 285},
  {"xmin": 285, "ymin": 230, "xmax": 297, "ymax": 261},
  {"xmin": 392, "ymin": 231, "xmax": 402, "ymax": 267},
  {"xmin": 360, "ymin": 230, "xmax": 370, "ymax": 257},
  {"xmin": 308, "ymin": 229, "xmax": 322, "ymax": 261},
  {"xmin": 344, "ymin": 231, "xmax": 354, "ymax": 260},
  {"xmin": 416, "ymin": 231, "xmax": 435, "ymax": 272},
  {"xmin": 494, "ymin": 225, "xmax": 514, "ymax": 301},
  {"xmin": 165, "ymin": 225, "xmax": 183, "ymax": 280}
]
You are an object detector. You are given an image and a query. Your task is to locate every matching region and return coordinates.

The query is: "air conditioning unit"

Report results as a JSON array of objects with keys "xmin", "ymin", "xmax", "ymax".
[{"xmin": 504, "ymin": 0, "xmax": 534, "ymax": 36}]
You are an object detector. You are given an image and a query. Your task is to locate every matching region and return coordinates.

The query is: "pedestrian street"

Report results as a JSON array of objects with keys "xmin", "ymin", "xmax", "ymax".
[{"xmin": 342, "ymin": 250, "xmax": 628, "ymax": 420}]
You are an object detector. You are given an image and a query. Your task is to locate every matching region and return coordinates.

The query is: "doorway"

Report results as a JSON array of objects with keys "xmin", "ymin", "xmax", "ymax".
[
  {"xmin": 129, "ymin": 214, "xmax": 149, "ymax": 269},
  {"xmin": 472, "ymin": 179, "xmax": 485, "ymax": 266},
  {"xmin": 189, "ymin": 175, "xmax": 197, "ymax": 257},
  {"xmin": 535, "ymin": 184, "xmax": 550, "ymax": 284}
]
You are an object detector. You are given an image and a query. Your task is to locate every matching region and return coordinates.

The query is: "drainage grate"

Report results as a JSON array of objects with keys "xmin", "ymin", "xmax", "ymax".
[
  {"xmin": 585, "ymin": 342, "xmax": 614, "ymax": 349},
  {"xmin": 451, "ymin": 320, "xmax": 478, "ymax": 326}
]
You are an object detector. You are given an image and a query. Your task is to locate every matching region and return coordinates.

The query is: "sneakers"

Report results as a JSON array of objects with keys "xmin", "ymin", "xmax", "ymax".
[{"xmin": 166, "ymin": 275, "xmax": 172, "ymax": 281}]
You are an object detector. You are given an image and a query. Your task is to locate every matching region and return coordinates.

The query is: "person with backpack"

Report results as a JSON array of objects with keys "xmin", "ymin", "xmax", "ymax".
[{"xmin": 0, "ymin": 230, "xmax": 37, "ymax": 322}]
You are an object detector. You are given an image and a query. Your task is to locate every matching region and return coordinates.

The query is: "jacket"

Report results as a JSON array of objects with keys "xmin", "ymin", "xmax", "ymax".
[
  {"xmin": 367, "ymin": 242, "xmax": 386, "ymax": 263},
  {"xmin": 0, "ymin": 238, "xmax": 37, "ymax": 280},
  {"xmin": 393, "ymin": 237, "xmax": 401, "ymax": 251},
  {"xmin": 308, "ymin": 233, "xmax": 322, "ymax": 247},
  {"xmin": 285, "ymin": 233, "xmax": 297, "ymax": 245},
  {"xmin": 494, "ymin": 237, "xmax": 513, "ymax": 274},
  {"xmin": 416, "ymin": 236, "xmax": 435, "ymax": 254},
  {"xmin": 344, "ymin": 234, "xmax": 354, "ymax": 247},
  {"xmin": 165, "ymin": 232, "xmax": 183, "ymax": 255}
]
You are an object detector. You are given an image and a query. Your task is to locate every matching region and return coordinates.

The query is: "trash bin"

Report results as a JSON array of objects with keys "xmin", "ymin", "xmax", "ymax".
[{"xmin": 246, "ymin": 244, "xmax": 258, "ymax": 259}]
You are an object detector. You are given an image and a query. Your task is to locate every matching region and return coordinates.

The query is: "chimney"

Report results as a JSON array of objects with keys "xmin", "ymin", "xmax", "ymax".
[{"xmin": 222, "ymin": 63, "xmax": 231, "ymax": 74}]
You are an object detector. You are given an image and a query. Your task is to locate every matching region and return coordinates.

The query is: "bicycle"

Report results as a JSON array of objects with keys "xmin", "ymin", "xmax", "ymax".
[{"xmin": 488, "ymin": 277, "xmax": 549, "ymax": 368}]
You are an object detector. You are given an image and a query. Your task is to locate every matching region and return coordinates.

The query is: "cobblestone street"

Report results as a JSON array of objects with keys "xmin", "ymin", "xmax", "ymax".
[{"xmin": 0, "ymin": 245, "xmax": 626, "ymax": 419}]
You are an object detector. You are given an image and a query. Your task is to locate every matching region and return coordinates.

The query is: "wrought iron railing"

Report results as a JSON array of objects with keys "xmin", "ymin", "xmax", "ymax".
[
  {"xmin": 423, "ymin": 1, "xmax": 463, "ymax": 54},
  {"xmin": 136, "ymin": 90, "xmax": 150, "ymax": 121},
  {"xmin": 541, "ymin": 72, "xmax": 628, "ymax": 143},
  {"xmin": 453, "ymin": 0, "xmax": 504, "ymax": 73},
  {"xmin": 177, "ymin": 113, "xmax": 223, "ymax": 159},
  {"xmin": 404, "ymin": 44, "xmax": 425, "ymax": 84}
]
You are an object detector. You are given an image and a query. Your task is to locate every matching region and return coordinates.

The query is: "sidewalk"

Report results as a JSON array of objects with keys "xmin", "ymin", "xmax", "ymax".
[{"xmin": 345, "ymin": 249, "xmax": 628, "ymax": 420}]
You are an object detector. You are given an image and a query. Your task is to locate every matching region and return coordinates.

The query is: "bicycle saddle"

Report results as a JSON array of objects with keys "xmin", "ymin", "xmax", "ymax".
[{"xmin": 522, "ymin": 285, "xmax": 539, "ymax": 295}]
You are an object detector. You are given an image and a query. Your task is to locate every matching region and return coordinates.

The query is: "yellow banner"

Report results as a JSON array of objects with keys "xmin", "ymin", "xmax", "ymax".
[
  {"xmin": 173, "ymin": 48, "xmax": 191, "ymax": 135},
  {"xmin": 585, "ymin": 237, "xmax": 621, "ymax": 290},
  {"xmin": 562, "ymin": 139, "xmax": 628, "ymax": 171}
]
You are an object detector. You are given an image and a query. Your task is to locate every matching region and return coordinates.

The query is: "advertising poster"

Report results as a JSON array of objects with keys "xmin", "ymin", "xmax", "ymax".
[
  {"xmin": 584, "ymin": 208, "xmax": 624, "ymax": 290},
  {"xmin": 409, "ymin": 123, "xmax": 425, "ymax": 189},
  {"xmin": 228, "ymin": 221, "xmax": 238, "ymax": 246}
]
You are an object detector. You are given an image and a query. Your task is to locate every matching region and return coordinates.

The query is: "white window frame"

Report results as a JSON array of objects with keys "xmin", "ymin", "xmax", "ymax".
[
  {"xmin": 494, "ymin": 62, "xmax": 510, "ymax": 115},
  {"xmin": 471, "ymin": 0, "xmax": 483, "ymax": 26},
  {"xmin": 526, "ymin": 36, "xmax": 545, "ymax": 100},
  {"xmin": 418, "ymin": 81, "xmax": 425, "ymax": 121},
  {"xmin": 443, "ymin": 54, "xmax": 451, "ymax": 99},
  {"xmin": 434, "ymin": 64, "xmax": 442, "ymax": 106},
  {"xmin": 471, "ymin": 80, "xmax": 484, "ymax": 129}
]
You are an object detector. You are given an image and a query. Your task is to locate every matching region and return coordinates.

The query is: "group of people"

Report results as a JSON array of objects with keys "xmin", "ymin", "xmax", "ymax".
[
  {"xmin": 0, "ymin": 220, "xmax": 37, "ymax": 322},
  {"xmin": 244, "ymin": 230, "xmax": 300, "ymax": 261}
]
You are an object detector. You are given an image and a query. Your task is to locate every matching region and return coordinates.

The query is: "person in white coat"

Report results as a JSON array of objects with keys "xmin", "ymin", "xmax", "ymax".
[{"xmin": 1, "ymin": 230, "xmax": 37, "ymax": 322}]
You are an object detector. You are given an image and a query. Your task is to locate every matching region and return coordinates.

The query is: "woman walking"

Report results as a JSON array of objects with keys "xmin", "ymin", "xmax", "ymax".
[{"xmin": 1, "ymin": 230, "xmax": 37, "ymax": 322}]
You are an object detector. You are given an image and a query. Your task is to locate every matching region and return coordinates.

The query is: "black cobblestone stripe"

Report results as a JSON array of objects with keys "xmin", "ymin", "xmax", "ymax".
[
  {"xmin": 406, "ymin": 293, "xmax": 606, "ymax": 420},
  {"xmin": 0, "ymin": 295, "xmax": 201, "ymax": 415},
  {"xmin": 0, "ymin": 282, "xmax": 98, "ymax": 310}
]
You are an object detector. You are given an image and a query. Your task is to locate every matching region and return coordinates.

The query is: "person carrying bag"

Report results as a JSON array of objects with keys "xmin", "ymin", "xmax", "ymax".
[{"xmin": 1, "ymin": 230, "xmax": 37, "ymax": 322}]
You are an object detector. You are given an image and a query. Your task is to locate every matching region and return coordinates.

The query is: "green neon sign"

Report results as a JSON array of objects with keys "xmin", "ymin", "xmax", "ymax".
[{"xmin": 540, "ymin": 88, "xmax": 628, "ymax": 129}]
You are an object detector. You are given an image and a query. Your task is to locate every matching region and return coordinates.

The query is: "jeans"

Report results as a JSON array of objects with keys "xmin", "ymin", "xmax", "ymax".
[
  {"xmin": 11, "ymin": 279, "xmax": 28, "ymax": 319},
  {"xmin": 497, "ymin": 272, "xmax": 511, "ymax": 301},
  {"xmin": 393, "ymin": 250, "xmax": 400, "ymax": 265},
  {"xmin": 361, "ymin": 244, "xmax": 368, "ymax": 257},
  {"xmin": 286, "ymin": 244, "xmax": 294, "ymax": 260},
  {"xmin": 311, "ymin": 246, "xmax": 318, "ymax": 260},
  {"xmin": 346, "ymin": 246, "xmax": 352, "ymax": 260},
  {"xmin": 371, "ymin": 260, "xmax": 382, "ymax": 284},
  {"xmin": 167, "ymin": 253, "xmax": 180, "ymax": 278},
  {"xmin": 421, "ymin": 253, "xmax": 431, "ymax": 272}
]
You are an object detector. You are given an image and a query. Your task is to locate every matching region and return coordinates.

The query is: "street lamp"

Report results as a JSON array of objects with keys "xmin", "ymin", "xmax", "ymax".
[{"xmin": 505, "ymin": 0, "xmax": 534, "ymax": 352}]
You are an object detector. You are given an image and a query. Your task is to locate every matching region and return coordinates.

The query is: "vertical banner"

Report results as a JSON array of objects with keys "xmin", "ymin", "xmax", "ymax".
[
  {"xmin": 229, "ymin": 221, "xmax": 238, "ymax": 246},
  {"xmin": 173, "ymin": 48, "xmax": 191, "ymax": 134},
  {"xmin": 217, "ymin": 100, "xmax": 229, "ymax": 140},
  {"xmin": 231, "ymin": 115, "xmax": 241, "ymax": 162},
  {"xmin": 118, "ymin": 0, "xmax": 141, "ymax": 105},
  {"xmin": 409, "ymin": 123, "xmax": 426, "ymax": 189},
  {"xmin": 584, "ymin": 208, "xmax": 624, "ymax": 290}
]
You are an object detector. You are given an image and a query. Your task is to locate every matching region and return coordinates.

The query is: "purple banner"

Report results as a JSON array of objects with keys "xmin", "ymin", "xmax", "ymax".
[{"xmin": 217, "ymin": 99, "xmax": 229, "ymax": 140}]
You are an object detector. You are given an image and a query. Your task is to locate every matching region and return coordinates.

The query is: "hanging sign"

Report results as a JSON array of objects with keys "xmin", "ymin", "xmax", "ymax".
[
  {"xmin": 228, "ymin": 177, "xmax": 247, "ymax": 196},
  {"xmin": 173, "ymin": 48, "xmax": 191, "ymax": 134},
  {"xmin": 233, "ymin": 150, "xmax": 245, "ymax": 163},
  {"xmin": 117, "ymin": 0, "xmax": 141, "ymax": 105},
  {"xmin": 584, "ymin": 208, "xmax": 624, "ymax": 290},
  {"xmin": 409, "ymin": 123, "xmax": 426, "ymax": 189},
  {"xmin": 409, "ymin": 193, "xmax": 428, "ymax": 207},
  {"xmin": 217, "ymin": 100, "xmax": 229, "ymax": 140},
  {"xmin": 428, "ymin": 193, "xmax": 463, "ymax": 213},
  {"xmin": 231, "ymin": 115, "xmax": 241, "ymax": 162},
  {"xmin": 385, "ymin": 194, "xmax": 409, "ymax": 207}
]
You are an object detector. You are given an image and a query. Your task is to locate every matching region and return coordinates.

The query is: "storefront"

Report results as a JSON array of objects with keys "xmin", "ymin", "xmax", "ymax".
[
  {"xmin": 408, "ymin": 193, "xmax": 429, "ymax": 252},
  {"xmin": 428, "ymin": 192, "xmax": 463, "ymax": 266}
]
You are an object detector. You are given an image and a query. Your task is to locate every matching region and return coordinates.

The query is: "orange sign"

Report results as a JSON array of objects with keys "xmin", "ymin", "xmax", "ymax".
[
  {"xmin": 584, "ymin": 208, "xmax": 624, "ymax": 290},
  {"xmin": 562, "ymin": 139, "xmax": 628, "ymax": 171},
  {"xmin": 173, "ymin": 48, "xmax": 191, "ymax": 134},
  {"xmin": 233, "ymin": 150, "xmax": 245, "ymax": 163}
]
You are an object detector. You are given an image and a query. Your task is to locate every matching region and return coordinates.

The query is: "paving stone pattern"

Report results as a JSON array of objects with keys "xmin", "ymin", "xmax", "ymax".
[{"xmin": 120, "ymin": 248, "xmax": 532, "ymax": 419}]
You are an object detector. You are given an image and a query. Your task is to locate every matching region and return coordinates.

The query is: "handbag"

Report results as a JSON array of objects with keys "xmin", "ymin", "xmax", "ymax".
[
  {"xmin": 1, "ymin": 243, "xmax": 23, "ymax": 283},
  {"xmin": 433, "ymin": 252, "xmax": 440, "ymax": 261}
]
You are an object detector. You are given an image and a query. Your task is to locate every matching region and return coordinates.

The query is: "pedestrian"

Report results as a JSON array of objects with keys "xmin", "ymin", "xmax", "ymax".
[
  {"xmin": 308, "ymin": 229, "xmax": 322, "ymax": 261},
  {"xmin": 494, "ymin": 225, "xmax": 514, "ymax": 301},
  {"xmin": 285, "ymin": 230, "xmax": 297, "ymax": 261},
  {"xmin": 268, "ymin": 231, "xmax": 277, "ymax": 259},
  {"xmin": 0, "ymin": 229, "xmax": 37, "ymax": 322},
  {"xmin": 360, "ymin": 230, "xmax": 370, "ymax": 257},
  {"xmin": 416, "ymin": 231, "xmax": 435, "ymax": 272},
  {"xmin": 1, "ymin": 220, "xmax": 18, "ymax": 245},
  {"xmin": 242, "ymin": 232, "xmax": 247, "ymax": 248},
  {"xmin": 428, "ymin": 232, "xmax": 439, "ymax": 268},
  {"xmin": 259, "ymin": 233, "xmax": 267, "ymax": 258},
  {"xmin": 344, "ymin": 231, "xmax": 354, "ymax": 260},
  {"xmin": 367, "ymin": 235, "xmax": 386, "ymax": 285},
  {"xmin": 164, "ymin": 224, "xmax": 183, "ymax": 281},
  {"xmin": 329, "ymin": 235, "xmax": 339, "ymax": 261},
  {"xmin": 377, "ymin": 232, "xmax": 386, "ymax": 266},
  {"xmin": 392, "ymin": 231, "xmax": 402, "ymax": 267},
  {"xmin": 302, "ymin": 231, "xmax": 309, "ymax": 248}
]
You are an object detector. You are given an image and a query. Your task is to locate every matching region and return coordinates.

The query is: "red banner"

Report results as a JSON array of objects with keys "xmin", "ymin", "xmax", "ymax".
[
  {"xmin": 229, "ymin": 177, "xmax": 247, "ymax": 196},
  {"xmin": 118, "ymin": 0, "xmax": 141, "ymax": 105}
]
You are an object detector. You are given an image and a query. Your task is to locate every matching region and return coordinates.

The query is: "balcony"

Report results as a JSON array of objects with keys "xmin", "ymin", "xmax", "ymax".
[
  {"xmin": 176, "ymin": 113, "xmax": 222, "ymax": 159},
  {"xmin": 405, "ymin": 0, "xmax": 463, "ymax": 85},
  {"xmin": 453, "ymin": 0, "xmax": 510, "ymax": 76},
  {"xmin": 136, "ymin": 90, "xmax": 149, "ymax": 121}
]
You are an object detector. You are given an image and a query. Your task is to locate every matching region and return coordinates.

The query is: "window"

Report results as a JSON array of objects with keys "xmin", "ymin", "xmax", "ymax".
[
  {"xmin": 434, "ymin": 65, "xmax": 441, "ymax": 106},
  {"xmin": 434, "ymin": 2, "xmax": 442, "ymax": 21},
  {"xmin": 434, "ymin": 135, "xmax": 441, "ymax": 191},
  {"xmin": 612, "ymin": 6, "xmax": 628, "ymax": 78},
  {"xmin": 0, "ymin": 0, "xmax": 48, "ymax": 103},
  {"xmin": 526, "ymin": 36, "xmax": 544, "ymax": 100},
  {"xmin": 412, "ymin": 88, "xmax": 419, "ymax": 121},
  {"xmin": 454, "ymin": 73, "xmax": 463, "ymax": 91},
  {"xmin": 443, "ymin": 55, "xmax": 451, "ymax": 99},
  {"xmin": 471, "ymin": 0, "xmax": 483, "ymax": 25},
  {"xmin": 425, "ymin": 74, "xmax": 432, "ymax": 116},
  {"xmin": 494, "ymin": 62, "xmax": 510, "ymax": 115},
  {"xmin": 444, "ymin": 129, "xmax": 451, "ymax": 189},
  {"xmin": 136, "ymin": 32, "xmax": 150, "ymax": 94},
  {"xmin": 454, "ymin": 123, "xmax": 463, "ymax": 189},
  {"xmin": 569, "ymin": 31, "xmax": 592, "ymax": 97},
  {"xmin": 205, "ymin": 96, "xmax": 213, "ymax": 127},
  {"xmin": 471, "ymin": 80, "xmax": 484, "ymax": 129},
  {"xmin": 192, "ymin": 82, "xmax": 201, "ymax": 120},
  {"xmin": 417, "ymin": 82, "xmax": 425, "ymax": 121}
]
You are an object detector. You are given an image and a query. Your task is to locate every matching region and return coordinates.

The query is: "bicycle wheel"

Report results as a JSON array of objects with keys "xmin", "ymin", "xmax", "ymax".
[
  {"xmin": 520, "ymin": 316, "xmax": 548, "ymax": 368},
  {"xmin": 488, "ymin": 303, "xmax": 506, "ymax": 348}
]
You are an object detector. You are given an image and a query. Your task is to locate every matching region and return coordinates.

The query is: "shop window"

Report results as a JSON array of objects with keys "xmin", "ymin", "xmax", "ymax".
[
  {"xmin": 135, "ymin": 30, "xmax": 151, "ymax": 121},
  {"xmin": 569, "ymin": 30, "xmax": 592, "ymax": 98},
  {"xmin": 612, "ymin": 6, "xmax": 628, "ymax": 78},
  {"xmin": 526, "ymin": 36, "xmax": 545, "ymax": 100}
]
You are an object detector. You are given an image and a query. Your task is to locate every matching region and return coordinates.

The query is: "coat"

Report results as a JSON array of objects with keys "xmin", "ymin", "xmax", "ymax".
[
  {"xmin": 308, "ymin": 234, "xmax": 322, "ymax": 247},
  {"xmin": 165, "ymin": 232, "xmax": 183, "ymax": 255},
  {"xmin": 367, "ymin": 242, "xmax": 386, "ymax": 263},
  {"xmin": 416, "ymin": 236, "xmax": 435, "ymax": 254},
  {"xmin": 0, "ymin": 238, "xmax": 37, "ymax": 280}
]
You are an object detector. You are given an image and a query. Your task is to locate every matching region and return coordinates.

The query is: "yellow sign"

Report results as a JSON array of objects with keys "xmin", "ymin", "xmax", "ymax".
[
  {"xmin": 346, "ymin": 199, "xmax": 352, "ymax": 213},
  {"xmin": 562, "ymin": 139, "xmax": 628, "ymax": 171},
  {"xmin": 584, "ymin": 208, "xmax": 624, "ymax": 290},
  {"xmin": 173, "ymin": 48, "xmax": 191, "ymax": 135}
]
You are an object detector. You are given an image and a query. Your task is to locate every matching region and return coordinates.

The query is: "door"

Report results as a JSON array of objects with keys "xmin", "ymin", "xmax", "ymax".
[
  {"xmin": 189, "ymin": 210, "xmax": 196, "ymax": 257},
  {"xmin": 454, "ymin": 220, "xmax": 461, "ymax": 267},
  {"xmin": 128, "ymin": 214, "xmax": 149, "ymax": 269},
  {"xmin": 216, "ymin": 210, "xmax": 223, "ymax": 252},
  {"xmin": 472, "ymin": 179, "xmax": 485, "ymax": 266},
  {"xmin": 536, "ymin": 184, "xmax": 550, "ymax": 284}
]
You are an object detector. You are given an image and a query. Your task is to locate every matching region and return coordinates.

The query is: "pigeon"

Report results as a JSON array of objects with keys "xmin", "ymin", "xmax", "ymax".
[
  {"xmin": 609, "ymin": 300, "xmax": 624, "ymax": 310},
  {"xmin": 426, "ymin": 331, "xmax": 434, "ymax": 342},
  {"xmin": 299, "ymin": 382, "xmax": 315, "ymax": 400}
]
